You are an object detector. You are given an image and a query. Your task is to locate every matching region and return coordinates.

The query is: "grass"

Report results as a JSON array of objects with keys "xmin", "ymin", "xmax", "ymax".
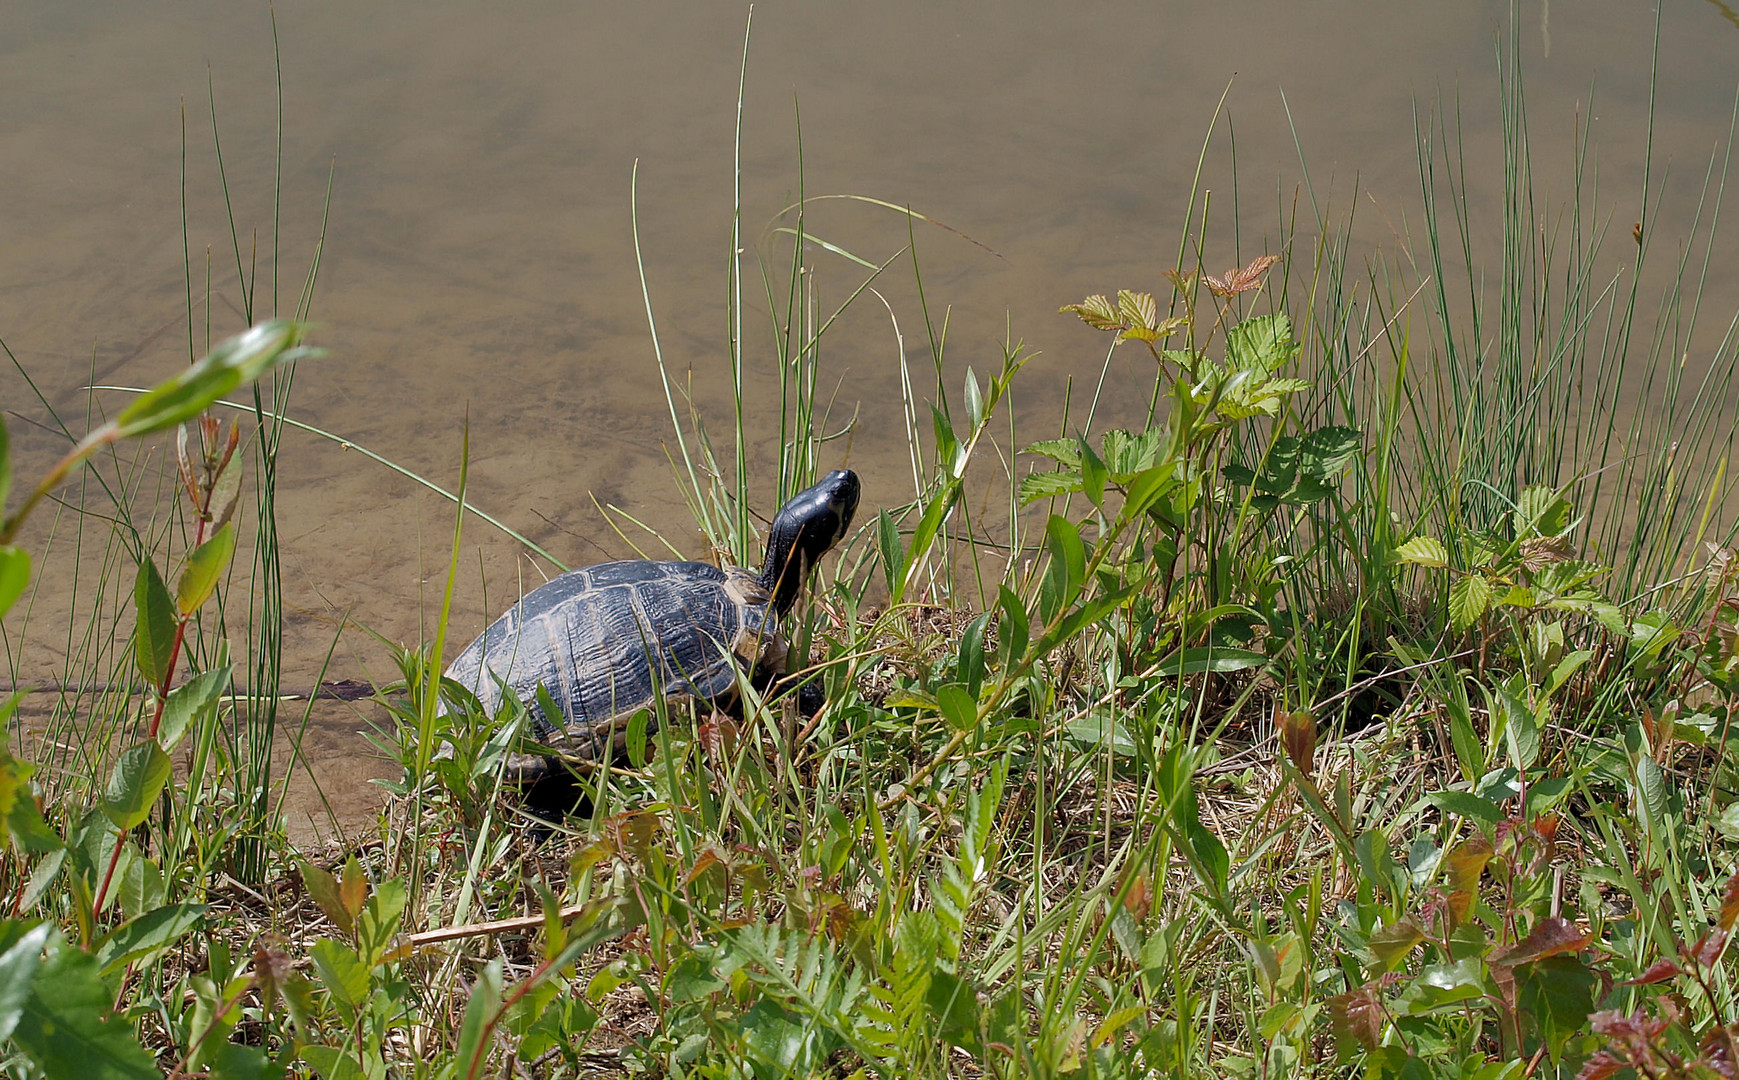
[{"xmin": 4, "ymin": 6, "xmax": 1739, "ymax": 1079}]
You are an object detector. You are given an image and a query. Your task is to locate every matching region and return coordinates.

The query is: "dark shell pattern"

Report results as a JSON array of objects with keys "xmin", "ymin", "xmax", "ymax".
[{"xmin": 443, "ymin": 559, "xmax": 778, "ymax": 760}]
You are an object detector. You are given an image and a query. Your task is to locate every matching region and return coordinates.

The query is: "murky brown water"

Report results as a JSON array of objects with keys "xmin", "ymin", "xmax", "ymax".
[{"xmin": 2, "ymin": 2, "xmax": 1736, "ymax": 833}]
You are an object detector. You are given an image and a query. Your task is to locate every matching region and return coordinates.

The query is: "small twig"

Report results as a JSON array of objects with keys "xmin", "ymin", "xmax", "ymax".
[{"xmin": 406, "ymin": 903, "xmax": 589, "ymax": 948}]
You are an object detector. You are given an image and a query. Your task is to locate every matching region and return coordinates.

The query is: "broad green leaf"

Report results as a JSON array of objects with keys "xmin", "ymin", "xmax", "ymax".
[
  {"xmin": 132, "ymin": 559, "xmax": 178, "ymax": 689},
  {"xmin": 935, "ymin": 684, "xmax": 977, "ymax": 733},
  {"xmin": 358, "ymin": 875, "xmax": 407, "ymax": 966},
  {"xmin": 156, "ymin": 666, "xmax": 231, "ymax": 752},
  {"xmin": 1393, "ymin": 536, "xmax": 1450, "ymax": 568},
  {"xmin": 1516, "ymin": 954, "xmax": 1598, "ymax": 1055},
  {"xmin": 963, "ymin": 367, "xmax": 984, "ymax": 429},
  {"xmin": 1018, "ymin": 470, "xmax": 1082, "ymax": 506},
  {"xmin": 101, "ymin": 742, "xmax": 172, "ymax": 831},
  {"xmin": 1515, "ymin": 485, "xmax": 1572, "ymax": 538},
  {"xmin": 1488, "ymin": 681, "xmax": 1541, "ymax": 770},
  {"xmin": 300, "ymin": 861, "xmax": 355, "ymax": 938},
  {"xmin": 1367, "ymin": 918, "xmax": 1424, "ymax": 970},
  {"xmin": 1122, "ymin": 460, "xmax": 1178, "ymax": 520},
  {"xmin": 309, "ymin": 938, "xmax": 370, "ymax": 1010},
  {"xmin": 898, "ymin": 480, "xmax": 960, "ymax": 603},
  {"xmin": 115, "ymin": 320, "xmax": 311, "ymax": 439},
  {"xmin": 95, "ymin": 902, "xmax": 206, "ymax": 975},
  {"xmin": 1297, "ymin": 425, "xmax": 1362, "ymax": 477},
  {"xmin": 1117, "ymin": 289, "xmax": 1158, "ymax": 333},
  {"xmin": 1059, "ymin": 294, "xmax": 1121, "ymax": 331},
  {"xmin": 1154, "ymin": 646, "xmax": 1268, "ymax": 675},
  {"xmin": 1077, "ymin": 435, "xmax": 1107, "ymax": 507},
  {"xmin": 1225, "ymin": 313, "xmax": 1294, "ymax": 373},
  {"xmin": 1021, "ymin": 438, "xmax": 1082, "ymax": 467},
  {"xmin": 300, "ymin": 1046, "xmax": 373, "ymax": 1080},
  {"xmin": 1426, "ymin": 790, "xmax": 1504, "ymax": 824},
  {"xmin": 176, "ymin": 521, "xmax": 235, "ymax": 616},
  {"xmin": 0, "ymin": 922, "xmax": 51, "ymax": 1042},
  {"xmin": 456, "ymin": 957, "xmax": 503, "ymax": 1072},
  {"xmin": 0, "ymin": 545, "xmax": 28, "ymax": 619},
  {"xmin": 1449, "ymin": 575, "xmax": 1493, "ymax": 631},
  {"xmin": 958, "ymin": 614, "xmax": 988, "ymax": 696},
  {"xmin": 12, "ymin": 940, "xmax": 159, "ymax": 1080}
]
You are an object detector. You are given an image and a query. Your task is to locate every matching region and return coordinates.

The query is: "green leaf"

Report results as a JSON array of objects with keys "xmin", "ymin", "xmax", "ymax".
[
  {"xmin": 1041, "ymin": 515, "xmax": 1087, "ymax": 624},
  {"xmin": 1449, "ymin": 575, "xmax": 1493, "ymax": 631},
  {"xmin": 300, "ymin": 1046, "xmax": 373, "ymax": 1080},
  {"xmin": 309, "ymin": 938, "xmax": 370, "ymax": 1011},
  {"xmin": 1077, "ymin": 435, "xmax": 1107, "ymax": 507},
  {"xmin": 95, "ymin": 902, "xmax": 205, "ymax": 975},
  {"xmin": 1021, "ymin": 438, "xmax": 1082, "ymax": 467},
  {"xmin": 157, "ymin": 666, "xmax": 231, "ymax": 752},
  {"xmin": 1426, "ymin": 790, "xmax": 1504, "ymax": 824},
  {"xmin": 177, "ymin": 521, "xmax": 235, "ymax": 616},
  {"xmin": 1059, "ymin": 294, "xmax": 1121, "ymax": 331},
  {"xmin": 875, "ymin": 510, "xmax": 905, "ymax": 597},
  {"xmin": 1515, "ymin": 485, "xmax": 1572, "ymax": 538},
  {"xmin": 115, "ymin": 320, "xmax": 311, "ymax": 439},
  {"xmin": 0, "ymin": 545, "xmax": 29, "ymax": 620},
  {"xmin": 132, "ymin": 559, "xmax": 178, "ymax": 689},
  {"xmin": 1154, "ymin": 646, "xmax": 1268, "ymax": 675},
  {"xmin": 300, "ymin": 861, "xmax": 355, "ymax": 938},
  {"xmin": 0, "ymin": 922, "xmax": 51, "ymax": 1043},
  {"xmin": 963, "ymin": 367, "xmax": 984, "ymax": 429},
  {"xmin": 997, "ymin": 585, "xmax": 1029, "ymax": 668},
  {"xmin": 1117, "ymin": 289, "xmax": 1158, "ymax": 334},
  {"xmin": 1225, "ymin": 313, "xmax": 1294, "ymax": 373},
  {"xmin": 101, "ymin": 742, "xmax": 172, "ymax": 832},
  {"xmin": 1367, "ymin": 918, "xmax": 1424, "ymax": 971},
  {"xmin": 1121, "ymin": 460, "xmax": 1178, "ymax": 520},
  {"xmin": 456, "ymin": 957, "xmax": 503, "ymax": 1072},
  {"xmin": 958, "ymin": 614, "xmax": 988, "ymax": 697},
  {"xmin": 935, "ymin": 684, "xmax": 977, "ymax": 733},
  {"xmin": 1298, "ymin": 425, "xmax": 1362, "ymax": 477},
  {"xmin": 12, "ymin": 939, "xmax": 159, "ymax": 1080},
  {"xmin": 1018, "ymin": 469, "xmax": 1082, "ymax": 505},
  {"xmin": 1393, "ymin": 536, "xmax": 1450, "ymax": 568}
]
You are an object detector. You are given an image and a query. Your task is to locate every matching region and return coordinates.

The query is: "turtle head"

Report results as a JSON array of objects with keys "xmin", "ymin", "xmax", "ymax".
[{"xmin": 760, "ymin": 469, "xmax": 860, "ymax": 615}]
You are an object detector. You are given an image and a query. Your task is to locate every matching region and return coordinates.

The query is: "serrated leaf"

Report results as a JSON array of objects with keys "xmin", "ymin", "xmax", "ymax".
[
  {"xmin": 1225, "ymin": 313, "xmax": 1295, "ymax": 372},
  {"xmin": 1117, "ymin": 290, "xmax": 1158, "ymax": 333},
  {"xmin": 1449, "ymin": 575, "xmax": 1493, "ymax": 631},
  {"xmin": 1021, "ymin": 438, "xmax": 1082, "ymax": 467},
  {"xmin": 1060, "ymin": 294, "xmax": 1122, "ymax": 331},
  {"xmin": 177, "ymin": 521, "xmax": 235, "ymax": 616},
  {"xmin": 1393, "ymin": 536, "xmax": 1450, "ymax": 568},
  {"xmin": 1297, "ymin": 425, "xmax": 1362, "ymax": 477},
  {"xmin": 132, "ymin": 559, "xmax": 178, "ymax": 689},
  {"xmin": 1515, "ymin": 485, "xmax": 1572, "ymax": 538},
  {"xmin": 102, "ymin": 742, "xmax": 172, "ymax": 831},
  {"xmin": 0, "ymin": 546, "xmax": 29, "ymax": 620}
]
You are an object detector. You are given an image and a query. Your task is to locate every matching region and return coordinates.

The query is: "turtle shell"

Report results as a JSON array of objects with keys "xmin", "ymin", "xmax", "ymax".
[{"xmin": 443, "ymin": 560, "xmax": 782, "ymax": 761}]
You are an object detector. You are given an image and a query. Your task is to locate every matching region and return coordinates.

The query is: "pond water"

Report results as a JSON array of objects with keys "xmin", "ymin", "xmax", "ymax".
[{"xmin": 1, "ymin": 2, "xmax": 1736, "ymax": 831}]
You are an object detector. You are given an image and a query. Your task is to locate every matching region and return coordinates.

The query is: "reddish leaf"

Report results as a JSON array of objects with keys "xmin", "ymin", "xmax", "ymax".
[
  {"xmin": 1328, "ymin": 984, "xmax": 1386, "ymax": 1050},
  {"xmin": 1703, "ymin": 1024, "xmax": 1739, "ymax": 1080},
  {"xmin": 1279, "ymin": 710, "xmax": 1316, "ymax": 781},
  {"xmin": 1623, "ymin": 957, "xmax": 1684, "ymax": 985},
  {"xmin": 1573, "ymin": 1052, "xmax": 1624, "ymax": 1080},
  {"xmin": 1591, "ymin": 1008, "xmax": 1671, "ymax": 1041},
  {"xmin": 1445, "ymin": 837, "xmax": 1494, "ymax": 894},
  {"xmin": 1694, "ymin": 928, "xmax": 1730, "ymax": 969},
  {"xmin": 1494, "ymin": 915, "xmax": 1591, "ymax": 966},
  {"xmin": 1721, "ymin": 869, "xmax": 1739, "ymax": 931}
]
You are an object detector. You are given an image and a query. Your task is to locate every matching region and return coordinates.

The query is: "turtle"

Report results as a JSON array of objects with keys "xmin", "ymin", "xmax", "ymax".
[{"xmin": 441, "ymin": 469, "xmax": 860, "ymax": 768}]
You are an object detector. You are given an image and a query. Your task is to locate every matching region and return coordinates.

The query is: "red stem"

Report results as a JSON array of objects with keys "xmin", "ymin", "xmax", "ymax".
[{"xmin": 93, "ymin": 514, "xmax": 208, "ymax": 917}]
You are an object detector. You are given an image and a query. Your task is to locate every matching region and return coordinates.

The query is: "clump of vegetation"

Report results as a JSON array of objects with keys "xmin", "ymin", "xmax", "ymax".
[{"xmin": 5, "ymin": 8, "xmax": 1739, "ymax": 1079}]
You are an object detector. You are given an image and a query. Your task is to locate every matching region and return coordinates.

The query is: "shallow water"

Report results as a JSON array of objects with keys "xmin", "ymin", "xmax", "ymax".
[{"xmin": 1, "ymin": 2, "xmax": 1736, "ymax": 831}]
